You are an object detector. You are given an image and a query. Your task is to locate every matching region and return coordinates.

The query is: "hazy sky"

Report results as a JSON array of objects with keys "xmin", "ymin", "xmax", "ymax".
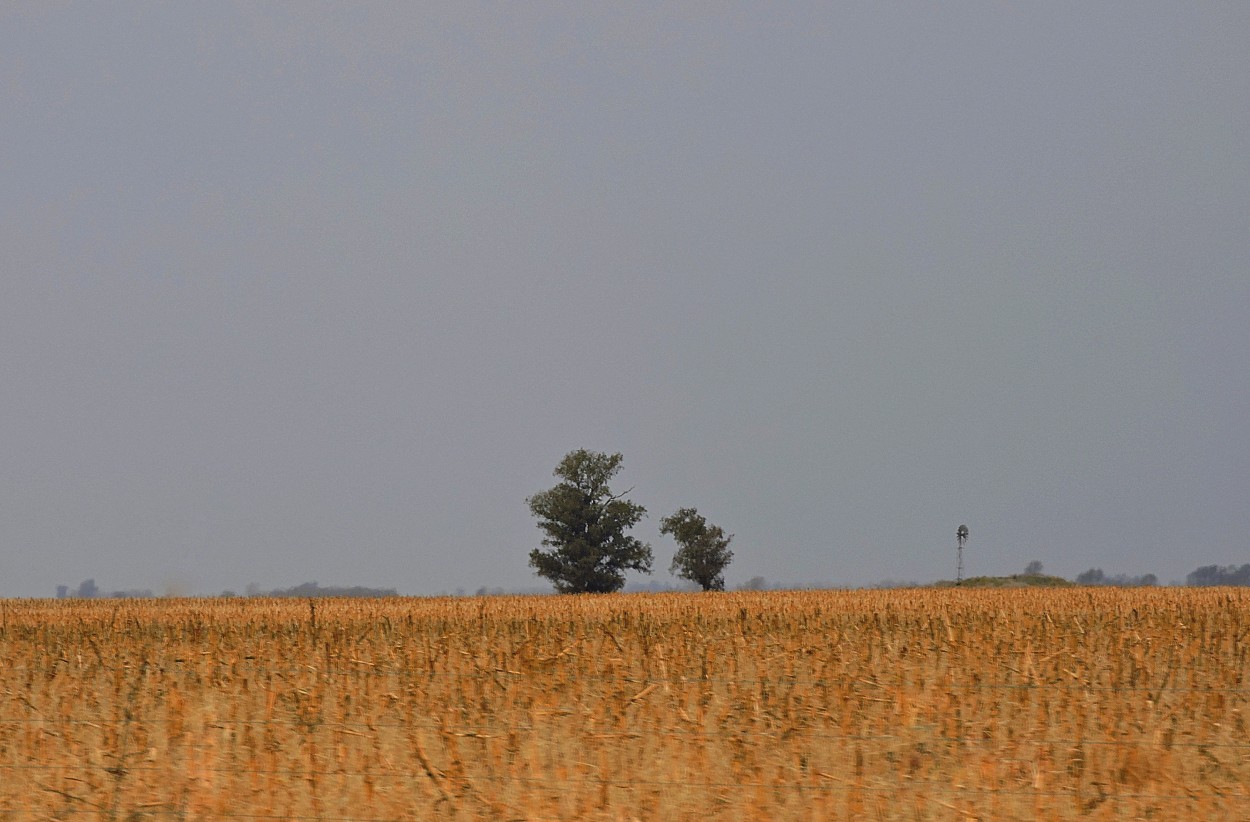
[{"xmin": 2, "ymin": 3, "xmax": 1247, "ymax": 597}]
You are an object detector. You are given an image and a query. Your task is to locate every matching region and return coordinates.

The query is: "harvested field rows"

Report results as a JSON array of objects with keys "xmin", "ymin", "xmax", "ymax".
[{"xmin": 1, "ymin": 588, "xmax": 1248, "ymax": 820}]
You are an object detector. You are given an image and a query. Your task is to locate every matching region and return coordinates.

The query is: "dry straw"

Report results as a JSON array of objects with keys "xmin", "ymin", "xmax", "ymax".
[{"xmin": 0, "ymin": 588, "xmax": 1247, "ymax": 819}]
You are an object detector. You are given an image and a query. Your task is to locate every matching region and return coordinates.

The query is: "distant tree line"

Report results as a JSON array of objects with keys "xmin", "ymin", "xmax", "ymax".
[
  {"xmin": 56, "ymin": 579, "xmax": 396, "ymax": 599},
  {"xmin": 1072, "ymin": 565, "xmax": 1250, "ymax": 588},
  {"xmin": 236, "ymin": 582, "xmax": 398, "ymax": 598},
  {"xmin": 1186, "ymin": 565, "xmax": 1250, "ymax": 587},
  {"xmin": 1074, "ymin": 569, "xmax": 1158, "ymax": 587},
  {"xmin": 56, "ymin": 580, "xmax": 154, "ymax": 599}
]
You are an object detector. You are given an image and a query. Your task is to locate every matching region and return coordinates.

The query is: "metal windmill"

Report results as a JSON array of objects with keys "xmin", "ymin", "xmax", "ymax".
[{"xmin": 956, "ymin": 524, "xmax": 969, "ymax": 585}]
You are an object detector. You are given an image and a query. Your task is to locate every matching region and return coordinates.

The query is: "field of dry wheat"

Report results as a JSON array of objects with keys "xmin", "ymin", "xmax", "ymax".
[{"xmin": 0, "ymin": 588, "xmax": 1247, "ymax": 820}]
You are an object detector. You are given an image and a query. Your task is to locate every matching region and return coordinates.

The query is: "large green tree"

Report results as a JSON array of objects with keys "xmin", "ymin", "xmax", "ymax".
[
  {"xmin": 660, "ymin": 507, "xmax": 734, "ymax": 591},
  {"xmin": 527, "ymin": 450, "xmax": 653, "ymax": 593}
]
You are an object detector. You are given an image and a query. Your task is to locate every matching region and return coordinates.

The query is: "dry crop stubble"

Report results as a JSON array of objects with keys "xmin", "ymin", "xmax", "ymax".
[{"xmin": 0, "ymin": 588, "xmax": 1247, "ymax": 820}]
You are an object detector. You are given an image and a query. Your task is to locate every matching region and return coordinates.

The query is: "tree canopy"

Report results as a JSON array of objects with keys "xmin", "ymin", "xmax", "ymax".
[
  {"xmin": 527, "ymin": 450, "xmax": 653, "ymax": 593},
  {"xmin": 661, "ymin": 507, "xmax": 734, "ymax": 591}
]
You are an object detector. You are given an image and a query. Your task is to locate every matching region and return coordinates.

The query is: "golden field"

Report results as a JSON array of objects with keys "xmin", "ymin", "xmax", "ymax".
[{"xmin": 1, "ymin": 588, "xmax": 1248, "ymax": 820}]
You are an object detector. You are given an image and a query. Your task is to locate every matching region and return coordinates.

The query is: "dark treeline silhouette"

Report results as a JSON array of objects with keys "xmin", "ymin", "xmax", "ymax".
[
  {"xmin": 1187, "ymin": 564, "xmax": 1250, "ymax": 587},
  {"xmin": 50, "ymin": 564, "xmax": 1250, "ymax": 600},
  {"xmin": 55, "ymin": 579, "xmax": 396, "ymax": 599},
  {"xmin": 1075, "ymin": 569, "xmax": 1158, "ymax": 587},
  {"xmin": 239, "ymin": 581, "xmax": 398, "ymax": 598},
  {"xmin": 56, "ymin": 579, "xmax": 155, "ymax": 599}
]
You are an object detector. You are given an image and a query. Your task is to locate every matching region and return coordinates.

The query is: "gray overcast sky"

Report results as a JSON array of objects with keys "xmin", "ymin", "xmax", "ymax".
[{"xmin": 2, "ymin": 3, "xmax": 1247, "ymax": 597}]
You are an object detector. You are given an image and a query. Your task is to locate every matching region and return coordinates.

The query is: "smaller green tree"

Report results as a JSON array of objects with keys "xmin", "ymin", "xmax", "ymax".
[{"xmin": 660, "ymin": 507, "xmax": 734, "ymax": 592}]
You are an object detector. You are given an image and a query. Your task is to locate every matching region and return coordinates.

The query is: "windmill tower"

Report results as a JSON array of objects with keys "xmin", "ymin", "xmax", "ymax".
[{"xmin": 956, "ymin": 524, "xmax": 969, "ymax": 585}]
